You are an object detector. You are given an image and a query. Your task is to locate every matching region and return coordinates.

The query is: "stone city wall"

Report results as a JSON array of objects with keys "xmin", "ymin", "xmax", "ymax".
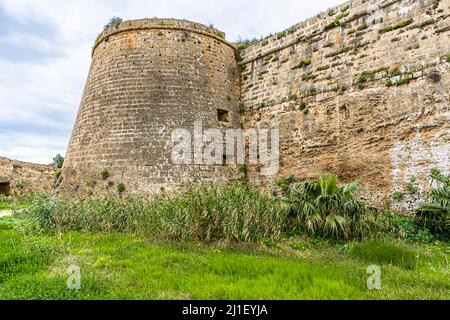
[{"xmin": 0, "ymin": 157, "xmax": 54, "ymax": 196}]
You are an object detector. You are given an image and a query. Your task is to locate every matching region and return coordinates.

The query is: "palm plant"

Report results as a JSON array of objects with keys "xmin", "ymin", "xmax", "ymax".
[
  {"xmin": 416, "ymin": 169, "xmax": 450, "ymax": 238},
  {"xmin": 282, "ymin": 174, "xmax": 367, "ymax": 239}
]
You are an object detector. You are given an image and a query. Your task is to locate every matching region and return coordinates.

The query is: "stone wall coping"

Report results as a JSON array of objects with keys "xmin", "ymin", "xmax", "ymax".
[
  {"xmin": 93, "ymin": 18, "xmax": 236, "ymax": 57},
  {"xmin": 0, "ymin": 157, "xmax": 53, "ymax": 169}
]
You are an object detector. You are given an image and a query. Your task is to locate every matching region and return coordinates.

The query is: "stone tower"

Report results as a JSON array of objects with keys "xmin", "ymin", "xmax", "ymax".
[{"xmin": 58, "ymin": 19, "xmax": 242, "ymax": 195}]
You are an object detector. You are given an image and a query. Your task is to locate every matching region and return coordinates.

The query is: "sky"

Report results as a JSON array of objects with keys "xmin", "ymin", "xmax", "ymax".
[{"xmin": 0, "ymin": 0, "xmax": 344, "ymax": 164}]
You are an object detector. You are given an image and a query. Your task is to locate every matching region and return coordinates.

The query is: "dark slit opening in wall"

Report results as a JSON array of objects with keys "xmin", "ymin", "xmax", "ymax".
[
  {"xmin": 0, "ymin": 182, "xmax": 11, "ymax": 196},
  {"xmin": 222, "ymin": 154, "xmax": 228, "ymax": 166}
]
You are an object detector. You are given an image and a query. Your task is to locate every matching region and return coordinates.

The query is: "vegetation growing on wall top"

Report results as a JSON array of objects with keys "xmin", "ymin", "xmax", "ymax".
[
  {"xmin": 104, "ymin": 17, "xmax": 123, "ymax": 31},
  {"xmin": 292, "ymin": 59, "xmax": 312, "ymax": 70}
]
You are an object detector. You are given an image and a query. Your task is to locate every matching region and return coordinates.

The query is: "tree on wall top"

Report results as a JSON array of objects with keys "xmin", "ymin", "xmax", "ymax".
[{"xmin": 52, "ymin": 154, "xmax": 64, "ymax": 169}]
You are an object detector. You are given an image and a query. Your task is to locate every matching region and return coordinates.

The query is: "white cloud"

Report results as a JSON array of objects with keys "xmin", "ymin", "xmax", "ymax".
[
  {"xmin": 0, "ymin": 131, "xmax": 68, "ymax": 164},
  {"xmin": 0, "ymin": 0, "xmax": 345, "ymax": 164},
  {"xmin": 0, "ymin": 33, "xmax": 54, "ymax": 52}
]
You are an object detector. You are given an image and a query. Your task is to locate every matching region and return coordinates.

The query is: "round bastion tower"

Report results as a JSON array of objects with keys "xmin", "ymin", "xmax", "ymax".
[{"xmin": 58, "ymin": 19, "xmax": 243, "ymax": 196}]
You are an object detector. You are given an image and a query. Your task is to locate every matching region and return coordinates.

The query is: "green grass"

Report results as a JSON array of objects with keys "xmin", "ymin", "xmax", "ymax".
[
  {"xmin": 0, "ymin": 204, "xmax": 11, "ymax": 210},
  {"xmin": 0, "ymin": 216, "xmax": 448, "ymax": 300}
]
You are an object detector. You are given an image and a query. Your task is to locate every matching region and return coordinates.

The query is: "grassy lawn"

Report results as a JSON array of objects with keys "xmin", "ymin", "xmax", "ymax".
[{"xmin": 0, "ymin": 215, "xmax": 449, "ymax": 300}]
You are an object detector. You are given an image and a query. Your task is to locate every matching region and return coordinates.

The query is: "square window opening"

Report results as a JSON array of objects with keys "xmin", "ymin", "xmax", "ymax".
[{"xmin": 217, "ymin": 109, "xmax": 231, "ymax": 123}]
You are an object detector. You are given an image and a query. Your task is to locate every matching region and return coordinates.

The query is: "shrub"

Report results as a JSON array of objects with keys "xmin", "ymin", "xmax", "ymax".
[
  {"xmin": 324, "ymin": 15, "xmax": 346, "ymax": 31},
  {"xmin": 52, "ymin": 154, "xmax": 64, "ymax": 169},
  {"xmin": 15, "ymin": 181, "xmax": 24, "ymax": 190},
  {"xmin": 392, "ymin": 191, "xmax": 405, "ymax": 201},
  {"xmin": 101, "ymin": 169, "xmax": 110, "ymax": 180},
  {"xmin": 296, "ymin": 35, "xmax": 311, "ymax": 44},
  {"xmin": 316, "ymin": 65, "xmax": 330, "ymax": 72},
  {"xmin": 303, "ymin": 85, "xmax": 317, "ymax": 97},
  {"xmin": 276, "ymin": 31, "xmax": 287, "ymax": 40},
  {"xmin": 356, "ymin": 66, "xmax": 389, "ymax": 89},
  {"xmin": 338, "ymin": 46, "xmax": 349, "ymax": 54},
  {"xmin": 236, "ymin": 38, "xmax": 259, "ymax": 51},
  {"xmin": 289, "ymin": 93, "xmax": 298, "ymax": 101},
  {"xmin": 54, "ymin": 169, "xmax": 62, "ymax": 180},
  {"xmin": 292, "ymin": 60, "xmax": 311, "ymax": 70},
  {"xmin": 299, "ymin": 101, "xmax": 307, "ymax": 111},
  {"xmin": 104, "ymin": 17, "xmax": 123, "ymax": 31},
  {"xmin": 20, "ymin": 181, "xmax": 286, "ymax": 242},
  {"xmin": 281, "ymin": 174, "xmax": 369, "ymax": 239},
  {"xmin": 276, "ymin": 175, "xmax": 298, "ymax": 194},
  {"xmin": 238, "ymin": 104, "xmax": 246, "ymax": 115},
  {"xmin": 356, "ymin": 75, "xmax": 369, "ymax": 89},
  {"xmin": 384, "ymin": 211, "xmax": 435, "ymax": 243},
  {"xmin": 86, "ymin": 180, "xmax": 96, "ymax": 188},
  {"xmin": 302, "ymin": 73, "xmax": 317, "ymax": 81},
  {"xmin": 20, "ymin": 175, "xmax": 442, "ymax": 243},
  {"xmin": 358, "ymin": 22, "xmax": 368, "ymax": 31},
  {"xmin": 432, "ymin": 0, "xmax": 441, "ymax": 10},
  {"xmin": 406, "ymin": 181, "xmax": 418, "ymax": 195},
  {"xmin": 117, "ymin": 182, "xmax": 126, "ymax": 194},
  {"xmin": 362, "ymin": 66, "xmax": 389, "ymax": 77},
  {"xmin": 416, "ymin": 169, "xmax": 450, "ymax": 239},
  {"xmin": 215, "ymin": 31, "xmax": 225, "ymax": 39},
  {"xmin": 0, "ymin": 193, "xmax": 46, "ymax": 211},
  {"xmin": 385, "ymin": 77, "xmax": 410, "ymax": 87},
  {"xmin": 379, "ymin": 18, "xmax": 413, "ymax": 34}
]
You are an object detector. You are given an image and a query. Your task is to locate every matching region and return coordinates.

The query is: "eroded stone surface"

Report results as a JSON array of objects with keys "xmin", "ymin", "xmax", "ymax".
[
  {"xmin": 239, "ymin": 0, "xmax": 450, "ymax": 207},
  {"xmin": 59, "ymin": 19, "xmax": 243, "ymax": 196}
]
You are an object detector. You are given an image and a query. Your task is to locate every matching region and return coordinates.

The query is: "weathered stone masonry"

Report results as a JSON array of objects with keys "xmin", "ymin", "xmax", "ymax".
[
  {"xmin": 239, "ymin": 0, "xmax": 449, "ymax": 206},
  {"xmin": 58, "ymin": 19, "xmax": 243, "ymax": 196},
  {"xmin": 59, "ymin": 0, "xmax": 449, "ymax": 205}
]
